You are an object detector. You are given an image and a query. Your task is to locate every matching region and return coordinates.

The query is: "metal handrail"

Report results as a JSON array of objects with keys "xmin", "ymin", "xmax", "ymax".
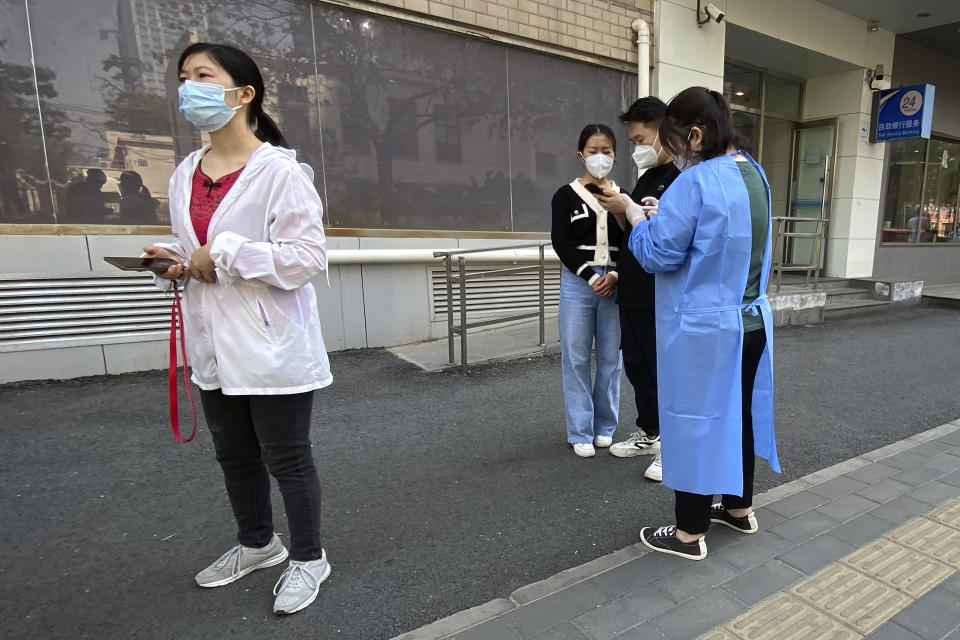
[
  {"xmin": 769, "ymin": 217, "xmax": 829, "ymax": 293},
  {"xmin": 434, "ymin": 243, "xmax": 549, "ymax": 370}
]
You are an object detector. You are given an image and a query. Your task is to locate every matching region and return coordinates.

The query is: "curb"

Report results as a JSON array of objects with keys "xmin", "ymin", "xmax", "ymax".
[{"xmin": 390, "ymin": 418, "xmax": 960, "ymax": 640}]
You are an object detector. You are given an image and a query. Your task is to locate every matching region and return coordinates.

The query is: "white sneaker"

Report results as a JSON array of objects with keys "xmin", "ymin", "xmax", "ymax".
[
  {"xmin": 594, "ymin": 435, "xmax": 613, "ymax": 448},
  {"xmin": 195, "ymin": 534, "xmax": 289, "ymax": 588},
  {"xmin": 273, "ymin": 551, "xmax": 332, "ymax": 615},
  {"xmin": 572, "ymin": 443, "xmax": 596, "ymax": 457},
  {"xmin": 644, "ymin": 452, "xmax": 662, "ymax": 482},
  {"xmin": 609, "ymin": 429, "xmax": 661, "ymax": 458}
]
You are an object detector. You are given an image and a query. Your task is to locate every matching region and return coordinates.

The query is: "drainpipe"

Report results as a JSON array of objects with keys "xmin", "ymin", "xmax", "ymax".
[{"xmin": 632, "ymin": 18, "xmax": 650, "ymax": 98}]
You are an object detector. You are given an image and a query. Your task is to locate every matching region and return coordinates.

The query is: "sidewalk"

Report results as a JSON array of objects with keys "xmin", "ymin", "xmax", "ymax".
[{"xmin": 395, "ymin": 420, "xmax": 960, "ymax": 640}]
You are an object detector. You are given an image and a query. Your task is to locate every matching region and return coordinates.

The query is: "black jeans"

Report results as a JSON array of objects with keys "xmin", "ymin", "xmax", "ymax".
[
  {"xmin": 200, "ymin": 389, "xmax": 322, "ymax": 561},
  {"xmin": 675, "ymin": 327, "xmax": 767, "ymax": 535},
  {"xmin": 619, "ymin": 306, "xmax": 659, "ymax": 435}
]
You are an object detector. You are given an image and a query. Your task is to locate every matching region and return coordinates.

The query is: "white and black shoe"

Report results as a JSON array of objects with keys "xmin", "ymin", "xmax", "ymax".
[
  {"xmin": 639, "ymin": 525, "xmax": 707, "ymax": 560},
  {"xmin": 710, "ymin": 504, "xmax": 758, "ymax": 533},
  {"xmin": 609, "ymin": 429, "xmax": 660, "ymax": 457}
]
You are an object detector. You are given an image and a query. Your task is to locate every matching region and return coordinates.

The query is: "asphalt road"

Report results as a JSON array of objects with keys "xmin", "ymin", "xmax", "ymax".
[{"xmin": 2, "ymin": 305, "xmax": 959, "ymax": 640}]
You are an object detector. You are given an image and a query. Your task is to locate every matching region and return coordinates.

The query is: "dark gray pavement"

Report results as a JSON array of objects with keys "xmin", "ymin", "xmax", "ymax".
[{"xmin": 2, "ymin": 305, "xmax": 960, "ymax": 640}]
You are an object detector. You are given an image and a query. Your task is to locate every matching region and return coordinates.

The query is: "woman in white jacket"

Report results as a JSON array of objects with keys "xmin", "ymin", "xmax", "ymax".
[{"xmin": 145, "ymin": 43, "xmax": 331, "ymax": 615}]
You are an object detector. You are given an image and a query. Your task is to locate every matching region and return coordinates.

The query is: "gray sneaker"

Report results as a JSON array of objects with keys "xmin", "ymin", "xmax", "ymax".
[
  {"xmin": 273, "ymin": 551, "xmax": 331, "ymax": 615},
  {"xmin": 195, "ymin": 534, "xmax": 289, "ymax": 588}
]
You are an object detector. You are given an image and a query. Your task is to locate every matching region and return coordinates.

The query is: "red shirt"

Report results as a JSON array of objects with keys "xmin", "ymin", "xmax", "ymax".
[{"xmin": 189, "ymin": 164, "xmax": 244, "ymax": 245}]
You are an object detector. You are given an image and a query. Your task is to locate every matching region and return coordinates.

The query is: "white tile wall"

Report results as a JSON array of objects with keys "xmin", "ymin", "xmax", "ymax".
[
  {"xmin": 0, "ymin": 345, "xmax": 105, "ymax": 383},
  {"xmin": 360, "ymin": 264, "xmax": 432, "ymax": 347},
  {"xmin": 829, "ymin": 198, "xmax": 881, "ymax": 241},
  {"xmin": 314, "ymin": 269, "xmax": 347, "ymax": 352},
  {"xmin": 804, "ymin": 70, "xmax": 865, "ymax": 120},
  {"xmin": 0, "ymin": 235, "xmax": 91, "ymax": 275},
  {"xmin": 654, "ymin": 62, "xmax": 723, "ymax": 100},
  {"xmin": 655, "ymin": 0, "xmax": 726, "ymax": 80},
  {"xmin": 104, "ymin": 340, "xmax": 167, "ymax": 374}
]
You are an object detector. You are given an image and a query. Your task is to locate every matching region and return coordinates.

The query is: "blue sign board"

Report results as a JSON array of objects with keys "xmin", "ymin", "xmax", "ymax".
[{"xmin": 871, "ymin": 84, "xmax": 935, "ymax": 142}]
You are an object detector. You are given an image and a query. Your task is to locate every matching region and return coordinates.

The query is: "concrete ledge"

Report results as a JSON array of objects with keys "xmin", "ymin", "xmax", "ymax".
[
  {"xmin": 390, "ymin": 598, "xmax": 516, "ymax": 640},
  {"xmin": 509, "ymin": 545, "xmax": 643, "ymax": 606},
  {"xmin": 769, "ymin": 290, "xmax": 826, "ymax": 327}
]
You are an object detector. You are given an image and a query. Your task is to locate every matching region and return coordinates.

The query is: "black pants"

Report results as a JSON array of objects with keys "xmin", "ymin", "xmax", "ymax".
[
  {"xmin": 620, "ymin": 306, "xmax": 659, "ymax": 435},
  {"xmin": 200, "ymin": 389, "xmax": 322, "ymax": 561},
  {"xmin": 675, "ymin": 328, "xmax": 767, "ymax": 535}
]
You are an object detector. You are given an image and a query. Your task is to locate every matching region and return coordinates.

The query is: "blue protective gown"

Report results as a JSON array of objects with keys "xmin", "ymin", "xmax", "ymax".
[{"xmin": 628, "ymin": 152, "xmax": 780, "ymax": 496}]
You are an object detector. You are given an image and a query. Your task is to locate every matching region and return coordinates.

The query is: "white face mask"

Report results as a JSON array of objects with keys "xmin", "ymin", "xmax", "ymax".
[
  {"xmin": 674, "ymin": 129, "xmax": 696, "ymax": 172},
  {"xmin": 632, "ymin": 133, "xmax": 660, "ymax": 171},
  {"xmin": 583, "ymin": 153, "xmax": 614, "ymax": 179}
]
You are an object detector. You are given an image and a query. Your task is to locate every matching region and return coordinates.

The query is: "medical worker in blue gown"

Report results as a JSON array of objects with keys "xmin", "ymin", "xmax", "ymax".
[{"xmin": 621, "ymin": 87, "xmax": 780, "ymax": 560}]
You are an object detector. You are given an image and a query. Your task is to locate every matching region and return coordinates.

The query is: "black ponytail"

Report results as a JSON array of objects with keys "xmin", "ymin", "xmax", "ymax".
[
  {"xmin": 178, "ymin": 42, "xmax": 288, "ymax": 148},
  {"xmin": 255, "ymin": 112, "xmax": 288, "ymax": 148},
  {"xmin": 658, "ymin": 86, "xmax": 735, "ymax": 162}
]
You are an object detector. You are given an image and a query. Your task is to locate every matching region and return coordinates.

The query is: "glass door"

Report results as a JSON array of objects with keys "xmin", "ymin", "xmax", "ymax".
[{"xmin": 787, "ymin": 119, "xmax": 837, "ymax": 268}]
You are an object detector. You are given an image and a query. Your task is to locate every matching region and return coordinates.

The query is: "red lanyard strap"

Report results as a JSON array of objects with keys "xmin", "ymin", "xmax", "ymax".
[{"xmin": 169, "ymin": 281, "xmax": 197, "ymax": 443}]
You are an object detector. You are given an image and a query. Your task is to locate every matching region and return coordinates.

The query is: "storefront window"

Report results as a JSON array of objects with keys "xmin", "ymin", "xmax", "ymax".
[
  {"xmin": 723, "ymin": 62, "xmax": 762, "ymax": 111},
  {"xmin": 0, "ymin": 0, "xmax": 634, "ymax": 232},
  {"xmin": 732, "ymin": 111, "xmax": 759, "ymax": 156},
  {"xmin": 764, "ymin": 75, "xmax": 802, "ymax": 120},
  {"xmin": 882, "ymin": 137, "xmax": 960, "ymax": 243}
]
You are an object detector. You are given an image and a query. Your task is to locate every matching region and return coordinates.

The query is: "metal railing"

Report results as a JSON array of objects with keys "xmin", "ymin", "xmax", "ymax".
[
  {"xmin": 434, "ymin": 243, "xmax": 548, "ymax": 370},
  {"xmin": 770, "ymin": 216, "xmax": 829, "ymax": 293}
]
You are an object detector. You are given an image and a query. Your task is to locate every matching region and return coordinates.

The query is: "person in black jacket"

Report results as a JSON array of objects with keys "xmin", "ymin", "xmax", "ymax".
[
  {"xmin": 551, "ymin": 124, "xmax": 627, "ymax": 458},
  {"xmin": 596, "ymin": 98, "xmax": 679, "ymax": 481}
]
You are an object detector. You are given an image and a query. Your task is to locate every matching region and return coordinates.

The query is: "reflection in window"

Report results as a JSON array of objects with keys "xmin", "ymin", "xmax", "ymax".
[
  {"xmin": 723, "ymin": 61, "xmax": 761, "ymax": 111},
  {"xmin": 433, "ymin": 105, "xmax": 461, "ymax": 163},
  {"xmin": 881, "ymin": 138, "xmax": 960, "ymax": 243},
  {"xmin": 1, "ymin": 0, "xmax": 634, "ymax": 232},
  {"xmin": 536, "ymin": 152, "xmax": 556, "ymax": 179}
]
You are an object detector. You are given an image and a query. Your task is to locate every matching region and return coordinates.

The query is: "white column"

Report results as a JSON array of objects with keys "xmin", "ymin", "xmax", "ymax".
[
  {"xmin": 652, "ymin": 0, "xmax": 726, "ymax": 100},
  {"xmin": 804, "ymin": 69, "xmax": 886, "ymax": 278}
]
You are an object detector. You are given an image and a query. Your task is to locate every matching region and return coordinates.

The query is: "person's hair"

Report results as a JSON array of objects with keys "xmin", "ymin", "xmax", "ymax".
[
  {"xmin": 86, "ymin": 168, "xmax": 106, "ymax": 183},
  {"xmin": 577, "ymin": 124, "xmax": 617, "ymax": 154},
  {"xmin": 658, "ymin": 87, "xmax": 736, "ymax": 162},
  {"xmin": 178, "ymin": 43, "xmax": 288, "ymax": 148},
  {"xmin": 618, "ymin": 97, "xmax": 667, "ymax": 126}
]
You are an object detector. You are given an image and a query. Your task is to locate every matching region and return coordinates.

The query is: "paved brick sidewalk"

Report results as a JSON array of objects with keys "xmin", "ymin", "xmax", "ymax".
[{"xmin": 395, "ymin": 419, "xmax": 960, "ymax": 640}]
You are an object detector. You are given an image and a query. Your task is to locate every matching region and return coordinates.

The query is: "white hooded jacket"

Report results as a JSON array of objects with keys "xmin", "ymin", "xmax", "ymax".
[{"xmin": 156, "ymin": 142, "xmax": 332, "ymax": 395}]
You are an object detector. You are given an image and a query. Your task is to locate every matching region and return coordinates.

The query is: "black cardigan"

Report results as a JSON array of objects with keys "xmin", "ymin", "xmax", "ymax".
[{"xmin": 550, "ymin": 180, "xmax": 626, "ymax": 284}]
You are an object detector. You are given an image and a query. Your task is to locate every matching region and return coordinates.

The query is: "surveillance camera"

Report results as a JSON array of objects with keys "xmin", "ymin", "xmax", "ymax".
[{"xmin": 705, "ymin": 3, "xmax": 725, "ymax": 23}]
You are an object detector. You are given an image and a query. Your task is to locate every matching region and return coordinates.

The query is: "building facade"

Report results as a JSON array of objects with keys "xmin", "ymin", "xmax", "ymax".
[{"xmin": 1, "ymin": 0, "xmax": 958, "ymax": 382}]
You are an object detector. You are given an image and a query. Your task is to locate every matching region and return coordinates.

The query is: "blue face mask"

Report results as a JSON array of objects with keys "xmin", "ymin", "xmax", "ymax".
[{"xmin": 178, "ymin": 80, "xmax": 242, "ymax": 132}]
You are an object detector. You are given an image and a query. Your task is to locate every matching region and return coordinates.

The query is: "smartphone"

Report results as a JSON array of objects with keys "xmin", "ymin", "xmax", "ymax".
[
  {"xmin": 104, "ymin": 256, "xmax": 178, "ymax": 273},
  {"xmin": 584, "ymin": 183, "xmax": 606, "ymax": 196}
]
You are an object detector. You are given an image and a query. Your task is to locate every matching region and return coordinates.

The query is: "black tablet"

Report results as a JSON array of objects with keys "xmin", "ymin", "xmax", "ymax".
[{"xmin": 104, "ymin": 256, "xmax": 177, "ymax": 273}]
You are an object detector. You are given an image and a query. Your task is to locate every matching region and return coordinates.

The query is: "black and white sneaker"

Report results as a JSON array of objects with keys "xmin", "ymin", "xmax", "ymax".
[
  {"xmin": 639, "ymin": 525, "xmax": 707, "ymax": 560},
  {"xmin": 609, "ymin": 429, "xmax": 661, "ymax": 457},
  {"xmin": 710, "ymin": 504, "xmax": 758, "ymax": 534}
]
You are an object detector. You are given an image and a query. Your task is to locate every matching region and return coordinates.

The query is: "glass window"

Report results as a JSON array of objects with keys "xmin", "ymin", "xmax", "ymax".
[
  {"xmin": 764, "ymin": 74, "xmax": 802, "ymax": 120},
  {"xmin": 921, "ymin": 139, "xmax": 960, "ymax": 243},
  {"xmin": 507, "ymin": 47, "xmax": 635, "ymax": 232},
  {"xmin": 2, "ymin": 0, "xmax": 635, "ymax": 233},
  {"xmin": 723, "ymin": 61, "xmax": 761, "ymax": 111},
  {"xmin": 761, "ymin": 117, "xmax": 795, "ymax": 218},
  {"xmin": 732, "ymin": 111, "xmax": 759, "ymax": 157},
  {"xmin": 0, "ymin": 1, "xmax": 57, "ymax": 223},
  {"xmin": 882, "ymin": 139, "xmax": 929, "ymax": 242}
]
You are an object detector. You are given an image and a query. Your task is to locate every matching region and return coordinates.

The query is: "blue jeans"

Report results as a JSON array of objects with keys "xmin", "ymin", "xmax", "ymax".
[{"xmin": 558, "ymin": 267, "xmax": 622, "ymax": 443}]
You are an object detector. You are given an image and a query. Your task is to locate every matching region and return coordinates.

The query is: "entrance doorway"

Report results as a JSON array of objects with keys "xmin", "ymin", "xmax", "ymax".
[{"xmin": 787, "ymin": 119, "xmax": 837, "ymax": 267}]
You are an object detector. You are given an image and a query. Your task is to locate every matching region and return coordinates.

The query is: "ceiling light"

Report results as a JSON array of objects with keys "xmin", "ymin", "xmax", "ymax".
[{"xmin": 735, "ymin": 91, "xmax": 745, "ymax": 96}]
